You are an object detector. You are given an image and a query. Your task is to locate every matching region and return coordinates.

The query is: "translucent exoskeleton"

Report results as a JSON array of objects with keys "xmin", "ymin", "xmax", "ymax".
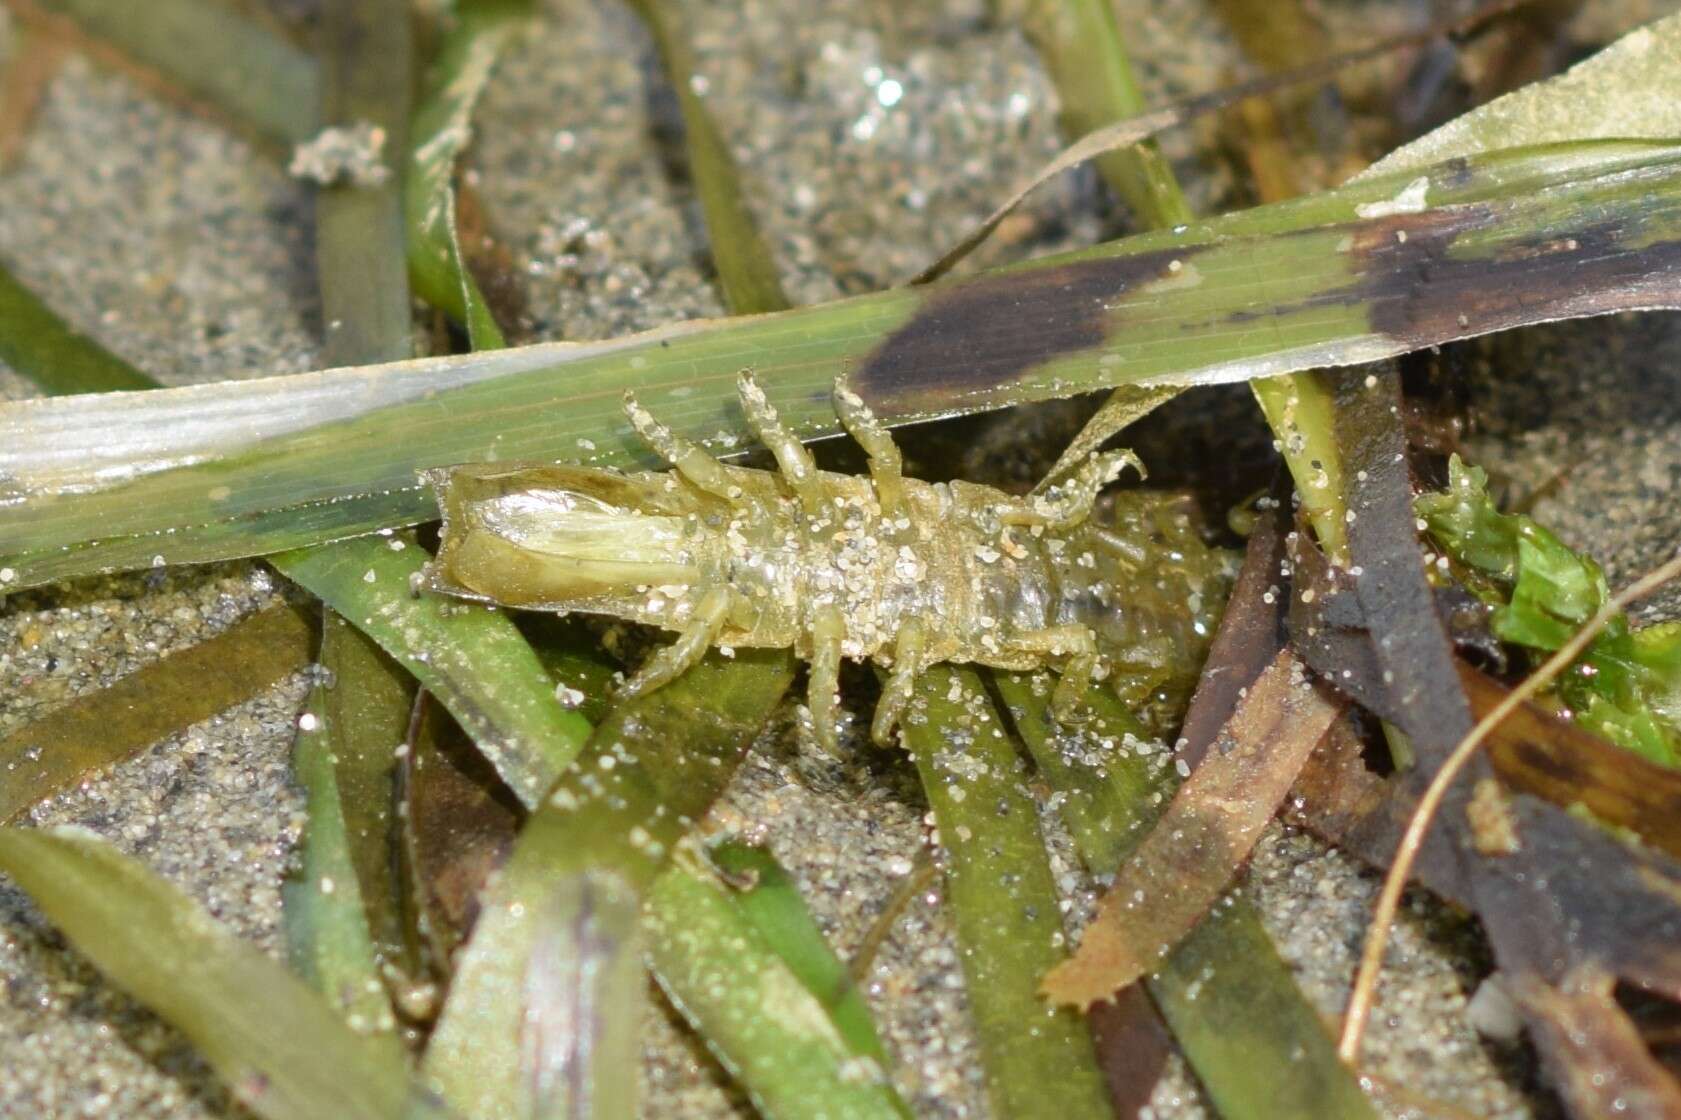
[{"xmin": 422, "ymin": 374, "xmax": 1229, "ymax": 752}]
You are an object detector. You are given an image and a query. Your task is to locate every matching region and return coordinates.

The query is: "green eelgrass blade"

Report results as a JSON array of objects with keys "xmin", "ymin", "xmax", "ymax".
[
  {"xmin": 647, "ymin": 860, "xmax": 910, "ymax": 1120},
  {"xmin": 0, "ymin": 258, "xmax": 158, "ymax": 393},
  {"xmin": 992, "ymin": 670, "xmax": 1378, "ymax": 1119},
  {"xmin": 283, "ymin": 629, "xmax": 405, "ymax": 1060},
  {"xmin": 311, "ymin": 612, "xmax": 424, "ymax": 981},
  {"xmin": 898, "ymin": 664, "xmax": 1111, "ymax": 1120},
  {"xmin": 1008, "ymin": 0, "xmax": 1191, "ymax": 229},
  {"xmin": 405, "ymin": 0, "xmax": 531, "ymax": 348},
  {"xmin": 271, "ymin": 535, "xmax": 589, "ymax": 807},
  {"xmin": 706, "ymin": 841, "xmax": 902, "ymax": 1082},
  {"xmin": 314, "ymin": 0, "xmax": 413, "ymax": 370},
  {"xmin": 14, "ymin": 0, "xmax": 319, "ymax": 146},
  {"xmin": 1150, "ymin": 900, "xmax": 1377, "ymax": 1120},
  {"xmin": 0, "ymin": 603, "xmax": 315, "ymax": 821},
  {"xmin": 423, "ymin": 648, "xmax": 795, "ymax": 1118},
  {"xmin": 623, "ymin": 0, "xmax": 789, "ymax": 315},
  {"xmin": 0, "ymin": 826, "xmax": 439, "ymax": 1120},
  {"xmin": 5, "ymin": 142, "xmax": 1681, "ymax": 588}
]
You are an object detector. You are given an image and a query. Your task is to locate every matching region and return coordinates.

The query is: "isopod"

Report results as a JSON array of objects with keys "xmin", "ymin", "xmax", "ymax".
[{"xmin": 422, "ymin": 373, "xmax": 1227, "ymax": 751}]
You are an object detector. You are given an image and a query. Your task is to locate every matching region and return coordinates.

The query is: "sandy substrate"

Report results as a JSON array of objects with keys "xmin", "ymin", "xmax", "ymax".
[{"xmin": 0, "ymin": 1, "xmax": 1672, "ymax": 1116}]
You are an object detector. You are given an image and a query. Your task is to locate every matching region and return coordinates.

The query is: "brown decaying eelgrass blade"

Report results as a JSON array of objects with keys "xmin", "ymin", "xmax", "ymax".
[
  {"xmin": 282, "ymin": 622, "xmax": 405, "ymax": 1060},
  {"xmin": 897, "ymin": 664, "xmax": 1111, "ymax": 1120},
  {"xmin": 994, "ymin": 666, "xmax": 1378, "ymax": 1120},
  {"xmin": 623, "ymin": 0, "xmax": 790, "ymax": 315},
  {"xmin": 0, "ymin": 24, "xmax": 64, "ymax": 168},
  {"xmin": 1509, "ymin": 964, "xmax": 1681, "ymax": 1118},
  {"xmin": 1461, "ymin": 661, "xmax": 1681, "ymax": 861},
  {"xmin": 0, "ymin": 602, "xmax": 314, "ymax": 822},
  {"xmin": 1042, "ymin": 649, "xmax": 1344, "ymax": 1006},
  {"xmin": 0, "ymin": 826, "xmax": 437, "ymax": 1120},
  {"xmin": 0, "ymin": 257, "xmax": 160, "ymax": 394},
  {"xmin": 9, "ymin": 0, "xmax": 320, "ymax": 147},
  {"xmin": 422, "ymin": 648, "xmax": 794, "ymax": 1118},
  {"xmin": 401, "ymin": 693, "xmax": 519, "ymax": 964},
  {"xmin": 1338, "ymin": 547, "xmax": 1681, "ymax": 1064}
]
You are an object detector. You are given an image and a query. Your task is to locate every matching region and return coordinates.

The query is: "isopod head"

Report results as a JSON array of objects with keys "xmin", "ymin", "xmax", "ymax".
[{"xmin": 423, "ymin": 462, "xmax": 703, "ymax": 612}]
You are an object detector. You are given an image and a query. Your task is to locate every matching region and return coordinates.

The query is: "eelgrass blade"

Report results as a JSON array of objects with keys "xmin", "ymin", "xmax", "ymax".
[
  {"xmin": 405, "ymin": 0, "xmax": 530, "ymax": 347},
  {"xmin": 624, "ymin": 0, "xmax": 789, "ymax": 314},
  {"xmin": 1008, "ymin": 0, "xmax": 1191, "ymax": 229},
  {"xmin": 311, "ymin": 612, "xmax": 425, "ymax": 982},
  {"xmin": 270, "ymin": 535, "xmax": 589, "ymax": 807},
  {"xmin": 283, "ymin": 629, "xmax": 405, "ymax": 1060},
  {"xmin": 0, "ymin": 602, "xmax": 314, "ymax": 821},
  {"xmin": 0, "ymin": 257, "xmax": 159, "ymax": 393},
  {"xmin": 518, "ymin": 869, "xmax": 645, "ymax": 1120},
  {"xmin": 647, "ymin": 861, "xmax": 910, "ymax": 1120},
  {"xmin": 898, "ymin": 664, "xmax": 1111, "ymax": 1120},
  {"xmin": 422, "ymin": 648, "xmax": 795, "ymax": 1118},
  {"xmin": 707, "ymin": 841, "xmax": 900, "ymax": 1076},
  {"xmin": 13, "ymin": 0, "xmax": 319, "ymax": 145},
  {"xmin": 0, "ymin": 826, "xmax": 436, "ymax": 1120},
  {"xmin": 1151, "ymin": 901, "xmax": 1380, "ymax": 1120},
  {"xmin": 993, "ymin": 671, "xmax": 1380, "ymax": 1119},
  {"xmin": 0, "ymin": 23, "xmax": 65, "ymax": 169},
  {"xmin": 315, "ymin": 0, "xmax": 413, "ymax": 370},
  {"xmin": 989, "ymin": 670, "xmax": 1163, "ymax": 873},
  {"xmin": 5, "ymin": 140, "xmax": 1680, "ymax": 588}
]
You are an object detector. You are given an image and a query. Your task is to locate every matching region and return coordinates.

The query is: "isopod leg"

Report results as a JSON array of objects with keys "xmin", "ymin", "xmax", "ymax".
[
  {"xmin": 623, "ymin": 390, "xmax": 740, "ymax": 502},
  {"xmin": 870, "ymin": 619, "xmax": 926, "ymax": 747},
  {"xmin": 806, "ymin": 604, "xmax": 847, "ymax": 755},
  {"xmin": 1006, "ymin": 449, "xmax": 1143, "ymax": 530},
  {"xmin": 833, "ymin": 382, "xmax": 905, "ymax": 515},
  {"xmin": 618, "ymin": 586, "xmax": 736, "ymax": 701},
  {"xmin": 737, "ymin": 372, "xmax": 825, "ymax": 513},
  {"xmin": 1006, "ymin": 625, "xmax": 1099, "ymax": 722}
]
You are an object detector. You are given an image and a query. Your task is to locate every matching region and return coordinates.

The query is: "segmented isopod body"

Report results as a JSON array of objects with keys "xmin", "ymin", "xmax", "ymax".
[{"xmin": 422, "ymin": 374, "xmax": 1227, "ymax": 750}]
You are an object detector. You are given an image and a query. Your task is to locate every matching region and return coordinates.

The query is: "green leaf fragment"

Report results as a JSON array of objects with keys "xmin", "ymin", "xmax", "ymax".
[
  {"xmin": 0, "ymin": 827, "xmax": 434, "ymax": 1120},
  {"xmin": 271, "ymin": 534, "xmax": 590, "ymax": 807},
  {"xmin": 1419, "ymin": 454, "xmax": 1681, "ymax": 766}
]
